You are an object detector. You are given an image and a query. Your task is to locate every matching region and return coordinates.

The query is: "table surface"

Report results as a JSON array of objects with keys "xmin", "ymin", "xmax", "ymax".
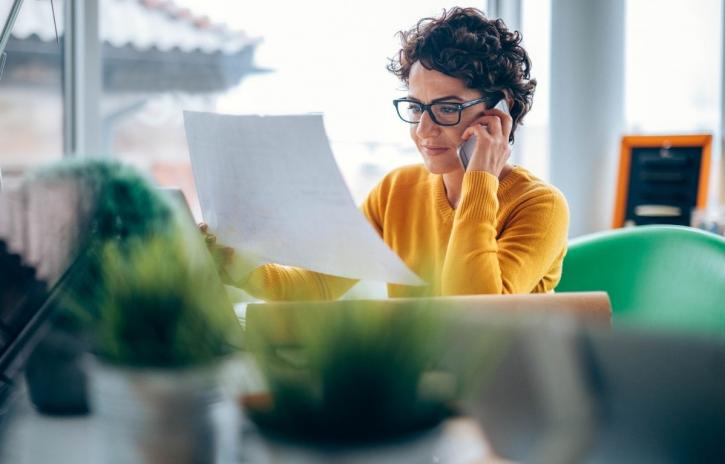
[{"xmin": 0, "ymin": 385, "xmax": 497, "ymax": 464}]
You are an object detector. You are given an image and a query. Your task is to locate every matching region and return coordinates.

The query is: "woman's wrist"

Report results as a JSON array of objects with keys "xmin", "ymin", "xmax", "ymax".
[
  {"xmin": 223, "ymin": 252, "xmax": 257, "ymax": 288},
  {"xmin": 458, "ymin": 171, "xmax": 499, "ymax": 220}
]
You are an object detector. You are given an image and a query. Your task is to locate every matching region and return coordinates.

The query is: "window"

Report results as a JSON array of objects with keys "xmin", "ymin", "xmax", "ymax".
[
  {"xmin": 625, "ymin": 0, "xmax": 722, "ymax": 206},
  {"xmin": 1, "ymin": 2, "xmax": 558, "ymax": 207},
  {"xmin": 625, "ymin": 0, "xmax": 722, "ymax": 135},
  {"xmin": 0, "ymin": 0, "xmax": 64, "ymax": 186},
  {"xmin": 519, "ymin": 0, "xmax": 551, "ymax": 181},
  {"xmin": 101, "ymin": 1, "xmax": 502, "ymax": 212},
  {"xmin": 99, "ymin": 0, "xmax": 261, "ymax": 217}
]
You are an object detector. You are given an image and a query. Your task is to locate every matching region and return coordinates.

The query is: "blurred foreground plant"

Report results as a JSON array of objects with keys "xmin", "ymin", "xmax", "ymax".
[
  {"xmin": 93, "ymin": 234, "xmax": 243, "ymax": 367},
  {"xmin": 43, "ymin": 159, "xmax": 177, "ymax": 329},
  {"xmin": 244, "ymin": 298, "xmax": 513, "ymax": 445},
  {"xmin": 39, "ymin": 159, "xmax": 243, "ymax": 366}
]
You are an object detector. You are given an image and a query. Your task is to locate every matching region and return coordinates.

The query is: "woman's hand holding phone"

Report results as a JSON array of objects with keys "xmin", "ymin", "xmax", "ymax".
[{"xmin": 458, "ymin": 99, "xmax": 513, "ymax": 177}]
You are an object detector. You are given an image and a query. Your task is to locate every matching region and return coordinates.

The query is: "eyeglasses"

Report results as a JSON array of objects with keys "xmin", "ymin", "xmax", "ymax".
[{"xmin": 392, "ymin": 97, "xmax": 488, "ymax": 126}]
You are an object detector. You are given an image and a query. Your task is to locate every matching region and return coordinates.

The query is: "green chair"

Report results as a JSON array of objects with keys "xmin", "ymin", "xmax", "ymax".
[{"xmin": 557, "ymin": 225, "xmax": 725, "ymax": 337}]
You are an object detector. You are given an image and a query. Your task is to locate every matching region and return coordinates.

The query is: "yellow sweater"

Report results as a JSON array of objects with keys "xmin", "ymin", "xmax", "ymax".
[{"xmin": 241, "ymin": 164, "xmax": 569, "ymax": 300}]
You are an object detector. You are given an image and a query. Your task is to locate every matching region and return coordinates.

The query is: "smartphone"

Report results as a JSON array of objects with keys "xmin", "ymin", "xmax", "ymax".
[{"xmin": 458, "ymin": 99, "xmax": 511, "ymax": 170}]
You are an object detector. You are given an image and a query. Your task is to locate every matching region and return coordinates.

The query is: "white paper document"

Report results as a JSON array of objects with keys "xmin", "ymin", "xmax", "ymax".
[{"xmin": 184, "ymin": 112, "xmax": 423, "ymax": 286}]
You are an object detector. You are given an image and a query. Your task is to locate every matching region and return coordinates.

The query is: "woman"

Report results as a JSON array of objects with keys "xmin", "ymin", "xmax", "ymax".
[{"xmin": 205, "ymin": 7, "xmax": 568, "ymax": 300}]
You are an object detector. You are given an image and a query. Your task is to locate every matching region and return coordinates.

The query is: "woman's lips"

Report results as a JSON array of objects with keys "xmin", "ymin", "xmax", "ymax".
[{"xmin": 421, "ymin": 146, "xmax": 449, "ymax": 155}]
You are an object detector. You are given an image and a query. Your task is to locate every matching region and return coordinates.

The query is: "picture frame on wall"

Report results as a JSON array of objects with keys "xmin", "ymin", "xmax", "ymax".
[{"xmin": 612, "ymin": 134, "xmax": 712, "ymax": 228}]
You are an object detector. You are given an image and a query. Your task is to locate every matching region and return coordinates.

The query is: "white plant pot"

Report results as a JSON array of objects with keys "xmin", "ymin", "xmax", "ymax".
[{"xmin": 90, "ymin": 359, "xmax": 241, "ymax": 464}]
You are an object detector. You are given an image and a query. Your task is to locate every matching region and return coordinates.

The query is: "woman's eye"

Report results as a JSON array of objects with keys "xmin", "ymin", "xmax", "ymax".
[
  {"xmin": 438, "ymin": 104, "xmax": 459, "ymax": 114},
  {"xmin": 407, "ymin": 104, "xmax": 423, "ymax": 114}
]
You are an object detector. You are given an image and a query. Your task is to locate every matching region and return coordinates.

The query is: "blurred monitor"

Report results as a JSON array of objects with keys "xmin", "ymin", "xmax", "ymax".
[
  {"xmin": 468, "ymin": 326, "xmax": 725, "ymax": 463},
  {"xmin": 158, "ymin": 187, "xmax": 195, "ymax": 224},
  {"xmin": 580, "ymin": 328, "xmax": 725, "ymax": 463}
]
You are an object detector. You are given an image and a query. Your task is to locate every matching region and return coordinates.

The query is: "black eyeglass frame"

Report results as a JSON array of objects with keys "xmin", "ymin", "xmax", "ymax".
[{"xmin": 392, "ymin": 97, "xmax": 494, "ymax": 126}]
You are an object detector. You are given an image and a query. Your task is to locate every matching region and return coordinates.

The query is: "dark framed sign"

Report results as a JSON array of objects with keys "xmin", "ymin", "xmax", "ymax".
[{"xmin": 612, "ymin": 134, "xmax": 712, "ymax": 228}]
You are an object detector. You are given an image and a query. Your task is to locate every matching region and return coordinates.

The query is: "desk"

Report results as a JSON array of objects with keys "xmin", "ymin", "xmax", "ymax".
[
  {"xmin": 0, "ymin": 293, "xmax": 611, "ymax": 464},
  {"xmin": 0, "ymin": 384, "xmax": 498, "ymax": 464}
]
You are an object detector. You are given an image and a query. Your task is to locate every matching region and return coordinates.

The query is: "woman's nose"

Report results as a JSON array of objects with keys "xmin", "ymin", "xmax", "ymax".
[{"xmin": 416, "ymin": 110, "xmax": 438, "ymax": 137}]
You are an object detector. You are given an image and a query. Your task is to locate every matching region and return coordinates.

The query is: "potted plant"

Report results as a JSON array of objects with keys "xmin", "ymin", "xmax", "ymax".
[
  {"xmin": 243, "ymin": 299, "xmax": 507, "ymax": 463},
  {"xmin": 86, "ymin": 233, "xmax": 244, "ymax": 464},
  {"xmin": 20, "ymin": 159, "xmax": 244, "ymax": 462},
  {"xmin": 25, "ymin": 159, "xmax": 182, "ymax": 415}
]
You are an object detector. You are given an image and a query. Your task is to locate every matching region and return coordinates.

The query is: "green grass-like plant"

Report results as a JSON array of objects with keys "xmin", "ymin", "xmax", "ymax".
[
  {"xmin": 44, "ymin": 159, "xmax": 177, "ymax": 328},
  {"xmin": 35, "ymin": 158, "xmax": 243, "ymax": 367},
  {"xmin": 245, "ymin": 298, "xmax": 512, "ymax": 446},
  {"xmin": 95, "ymin": 234, "xmax": 243, "ymax": 367},
  {"xmin": 246, "ymin": 301, "xmax": 455, "ymax": 445}
]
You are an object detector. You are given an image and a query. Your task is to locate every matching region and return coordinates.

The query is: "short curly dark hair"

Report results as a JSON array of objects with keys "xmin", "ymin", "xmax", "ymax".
[{"xmin": 388, "ymin": 7, "xmax": 536, "ymax": 143}]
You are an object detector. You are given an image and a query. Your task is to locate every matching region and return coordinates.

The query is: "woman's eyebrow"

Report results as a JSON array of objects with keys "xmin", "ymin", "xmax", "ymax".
[
  {"xmin": 433, "ymin": 95, "xmax": 465, "ymax": 103},
  {"xmin": 406, "ymin": 95, "xmax": 465, "ymax": 103}
]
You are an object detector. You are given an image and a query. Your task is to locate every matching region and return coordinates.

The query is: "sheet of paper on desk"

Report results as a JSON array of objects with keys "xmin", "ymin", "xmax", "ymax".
[{"xmin": 183, "ymin": 111, "xmax": 423, "ymax": 286}]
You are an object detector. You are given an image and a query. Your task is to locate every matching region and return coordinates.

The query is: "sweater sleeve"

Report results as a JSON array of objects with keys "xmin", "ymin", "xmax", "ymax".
[
  {"xmin": 237, "ymin": 186, "xmax": 385, "ymax": 301},
  {"xmin": 440, "ymin": 171, "xmax": 569, "ymax": 295},
  {"xmin": 240, "ymin": 264, "xmax": 358, "ymax": 301}
]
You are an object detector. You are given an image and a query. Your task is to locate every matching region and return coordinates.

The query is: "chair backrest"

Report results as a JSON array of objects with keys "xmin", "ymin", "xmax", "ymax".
[{"xmin": 557, "ymin": 225, "xmax": 725, "ymax": 336}]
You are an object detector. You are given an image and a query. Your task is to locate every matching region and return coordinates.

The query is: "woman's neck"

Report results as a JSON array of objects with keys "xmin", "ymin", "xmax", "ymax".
[{"xmin": 442, "ymin": 164, "xmax": 514, "ymax": 208}]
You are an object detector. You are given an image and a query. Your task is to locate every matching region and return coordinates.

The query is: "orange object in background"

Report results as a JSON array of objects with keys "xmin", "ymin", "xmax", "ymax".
[{"xmin": 612, "ymin": 134, "xmax": 711, "ymax": 228}]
